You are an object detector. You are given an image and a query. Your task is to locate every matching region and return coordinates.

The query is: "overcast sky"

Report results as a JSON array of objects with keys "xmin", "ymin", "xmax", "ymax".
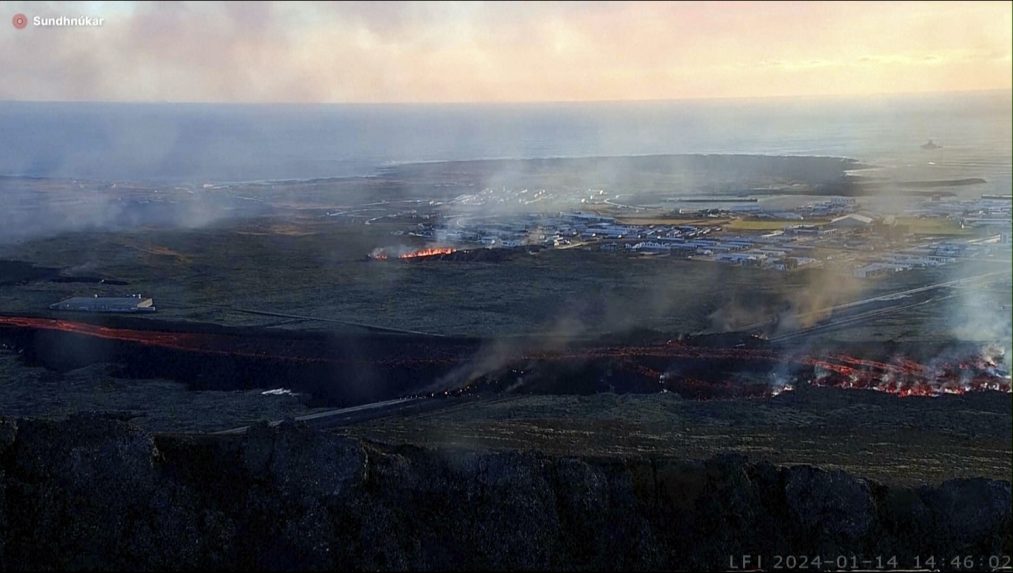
[{"xmin": 3, "ymin": 1, "xmax": 1010, "ymax": 103}]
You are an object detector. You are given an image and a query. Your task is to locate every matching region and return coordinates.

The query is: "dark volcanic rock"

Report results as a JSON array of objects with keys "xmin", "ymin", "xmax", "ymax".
[
  {"xmin": 0, "ymin": 416, "xmax": 1008, "ymax": 571},
  {"xmin": 0, "ymin": 260, "xmax": 60, "ymax": 286},
  {"xmin": 785, "ymin": 465, "xmax": 875, "ymax": 542},
  {"xmin": 921, "ymin": 478, "xmax": 1012, "ymax": 554}
]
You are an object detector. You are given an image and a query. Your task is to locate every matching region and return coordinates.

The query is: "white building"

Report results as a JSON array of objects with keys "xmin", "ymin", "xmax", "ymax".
[{"xmin": 827, "ymin": 214, "xmax": 875, "ymax": 229}]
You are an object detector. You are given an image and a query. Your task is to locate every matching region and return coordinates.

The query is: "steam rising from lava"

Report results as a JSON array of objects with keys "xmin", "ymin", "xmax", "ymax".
[
  {"xmin": 801, "ymin": 345, "xmax": 1011, "ymax": 397},
  {"xmin": 1, "ymin": 315, "xmax": 1009, "ymax": 402},
  {"xmin": 430, "ymin": 337, "xmax": 1012, "ymax": 400}
]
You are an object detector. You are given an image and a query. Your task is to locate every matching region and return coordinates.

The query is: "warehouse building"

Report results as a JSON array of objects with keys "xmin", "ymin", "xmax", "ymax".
[{"xmin": 827, "ymin": 213, "xmax": 875, "ymax": 229}]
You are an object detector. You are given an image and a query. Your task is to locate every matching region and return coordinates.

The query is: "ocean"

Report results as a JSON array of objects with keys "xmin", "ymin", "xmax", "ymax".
[{"xmin": 0, "ymin": 90, "xmax": 1010, "ymax": 193}]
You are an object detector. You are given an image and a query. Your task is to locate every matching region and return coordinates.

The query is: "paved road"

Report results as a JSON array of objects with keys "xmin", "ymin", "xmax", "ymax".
[
  {"xmin": 766, "ymin": 270, "xmax": 1007, "ymax": 343},
  {"xmin": 742, "ymin": 270, "xmax": 1007, "ymax": 336},
  {"xmin": 770, "ymin": 295, "xmax": 947, "ymax": 343},
  {"xmin": 214, "ymin": 396, "xmax": 424, "ymax": 434}
]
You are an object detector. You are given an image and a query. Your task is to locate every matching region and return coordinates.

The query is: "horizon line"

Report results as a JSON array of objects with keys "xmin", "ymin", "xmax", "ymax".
[{"xmin": 1, "ymin": 88, "xmax": 1009, "ymax": 107}]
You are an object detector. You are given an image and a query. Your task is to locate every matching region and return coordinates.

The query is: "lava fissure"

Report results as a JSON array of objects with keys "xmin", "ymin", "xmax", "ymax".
[{"xmin": 0, "ymin": 316, "xmax": 1008, "ymax": 402}]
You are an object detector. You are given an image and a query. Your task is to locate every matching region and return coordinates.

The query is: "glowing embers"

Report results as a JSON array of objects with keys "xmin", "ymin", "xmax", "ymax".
[
  {"xmin": 473, "ymin": 339, "xmax": 1011, "ymax": 399},
  {"xmin": 400, "ymin": 247, "xmax": 455, "ymax": 259},
  {"xmin": 801, "ymin": 348, "xmax": 1011, "ymax": 397},
  {"xmin": 597, "ymin": 341, "xmax": 1011, "ymax": 399},
  {"xmin": 369, "ymin": 246, "xmax": 456, "ymax": 261}
]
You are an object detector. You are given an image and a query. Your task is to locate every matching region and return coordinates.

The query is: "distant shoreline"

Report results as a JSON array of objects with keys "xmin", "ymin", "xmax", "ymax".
[{"xmin": 0, "ymin": 153, "xmax": 868, "ymax": 188}]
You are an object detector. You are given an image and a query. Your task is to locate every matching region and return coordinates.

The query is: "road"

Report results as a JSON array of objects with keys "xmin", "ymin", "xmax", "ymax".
[
  {"xmin": 769, "ymin": 295, "xmax": 947, "ymax": 343},
  {"xmin": 763, "ymin": 270, "xmax": 1008, "ymax": 343},
  {"xmin": 214, "ymin": 396, "xmax": 425, "ymax": 434}
]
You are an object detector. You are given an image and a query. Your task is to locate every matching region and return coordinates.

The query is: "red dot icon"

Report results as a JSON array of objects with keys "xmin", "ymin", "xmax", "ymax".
[{"xmin": 12, "ymin": 13, "xmax": 28, "ymax": 29}]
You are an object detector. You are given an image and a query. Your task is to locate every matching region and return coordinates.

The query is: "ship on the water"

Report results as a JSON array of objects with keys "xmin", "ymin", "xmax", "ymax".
[
  {"xmin": 49, "ymin": 294, "xmax": 156, "ymax": 313},
  {"xmin": 921, "ymin": 139, "xmax": 941, "ymax": 150}
]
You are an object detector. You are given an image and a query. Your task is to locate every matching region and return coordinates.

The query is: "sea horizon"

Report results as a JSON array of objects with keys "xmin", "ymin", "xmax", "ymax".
[{"xmin": 2, "ymin": 90, "xmax": 1009, "ymax": 186}]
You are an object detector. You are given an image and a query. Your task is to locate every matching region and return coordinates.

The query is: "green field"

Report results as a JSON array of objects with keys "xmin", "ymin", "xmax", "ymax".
[
  {"xmin": 723, "ymin": 218, "xmax": 828, "ymax": 231},
  {"xmin": 339, "ymin": 390, "xmax": 1012, "ymax": 486},
  {"xmin": 893, "ymin": 217, "xmax": 971, "ymax": 236},
  {"xmin": 615, "ymin": 216, "xmax": 730, "ymax": 226}
]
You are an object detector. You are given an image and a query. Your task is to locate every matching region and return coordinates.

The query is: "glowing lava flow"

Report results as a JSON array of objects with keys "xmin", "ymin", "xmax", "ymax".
[
  {"xmin": 0, "ymin": 316, "xmax": 203, "ymax": 352},
  {"xmin": 513, "ymin": 340, "xmax": 1011, "ymax": 398},
  {"xmin": 0, "ymin": 316, "xmax": 348, "ymax": 364},
  {"xmin": 370, "ymin": 246, "xmax": 457, "ymax": 261},
  {"xmin": 0, "ymin": 315, "xmax": 469, "ymax": 367},
  {"xmin": 399, "ymin": 247, "xmax": 455, "ymax": 260},
  {"xmin": 0, "ymin": 316, "xmax": 1008, "ymax": 398},
  {"xmin": 800, "ymin": 352, "xmax": 1011, "ymax": 397}
]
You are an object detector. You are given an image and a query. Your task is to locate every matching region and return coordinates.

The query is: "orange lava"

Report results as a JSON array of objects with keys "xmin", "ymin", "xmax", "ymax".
[
  {"xmin": 0, "ymin": 316, "xmax": 199, "ymax": 351},
  {"xmin": 0, "ymin": 316, "xmax": 338, "ymax": 364},
  {"xmin": 399, "ymin": 247, "xmax": 455, "ymax": 259},
  {"xmin": 800, "ymin": 351, "xmax": 1010, "ymax": 396},
  {"xmin": 0, "ymin": 316, "xmax": 1008, "ymax": 397},
  {"xmin": 523, "ymin": 341, "xmax": 1010, "ymax": 397}
]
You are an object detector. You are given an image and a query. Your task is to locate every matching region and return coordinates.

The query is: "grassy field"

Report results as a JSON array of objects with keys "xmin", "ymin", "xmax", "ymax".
[
  {"xmin": 615, "ymin": 216, "xmax": 730, "ymax": 226},
  {"xmin": 615, "ymin": 216, "xmax": 831, "ymax": 232},
  {"xmin": 338, "ymin": 390, "xmax": 1012, "ymax": 486},
  {"xmin": 617, "ymin": 216, "xmax": 972, "ymax": 236},
  {"xmin": 893, "ymin": 216, "xmax": 971, "ymax": 236},
  {"xmin": 723, "ymin": 218, "xmax": 829, "ymax": 231}
]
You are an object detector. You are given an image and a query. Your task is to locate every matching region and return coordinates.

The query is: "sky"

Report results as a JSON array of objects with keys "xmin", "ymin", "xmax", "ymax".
[{"xmin": 1, "ymin": 1, "xmax": 1010, "ymax": 103}]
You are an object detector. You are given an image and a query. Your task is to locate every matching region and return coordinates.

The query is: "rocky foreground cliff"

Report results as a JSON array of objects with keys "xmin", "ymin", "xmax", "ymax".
[{"xmin": 0, "ymin": 414, "xmax": 1009, "ymax": 571}]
